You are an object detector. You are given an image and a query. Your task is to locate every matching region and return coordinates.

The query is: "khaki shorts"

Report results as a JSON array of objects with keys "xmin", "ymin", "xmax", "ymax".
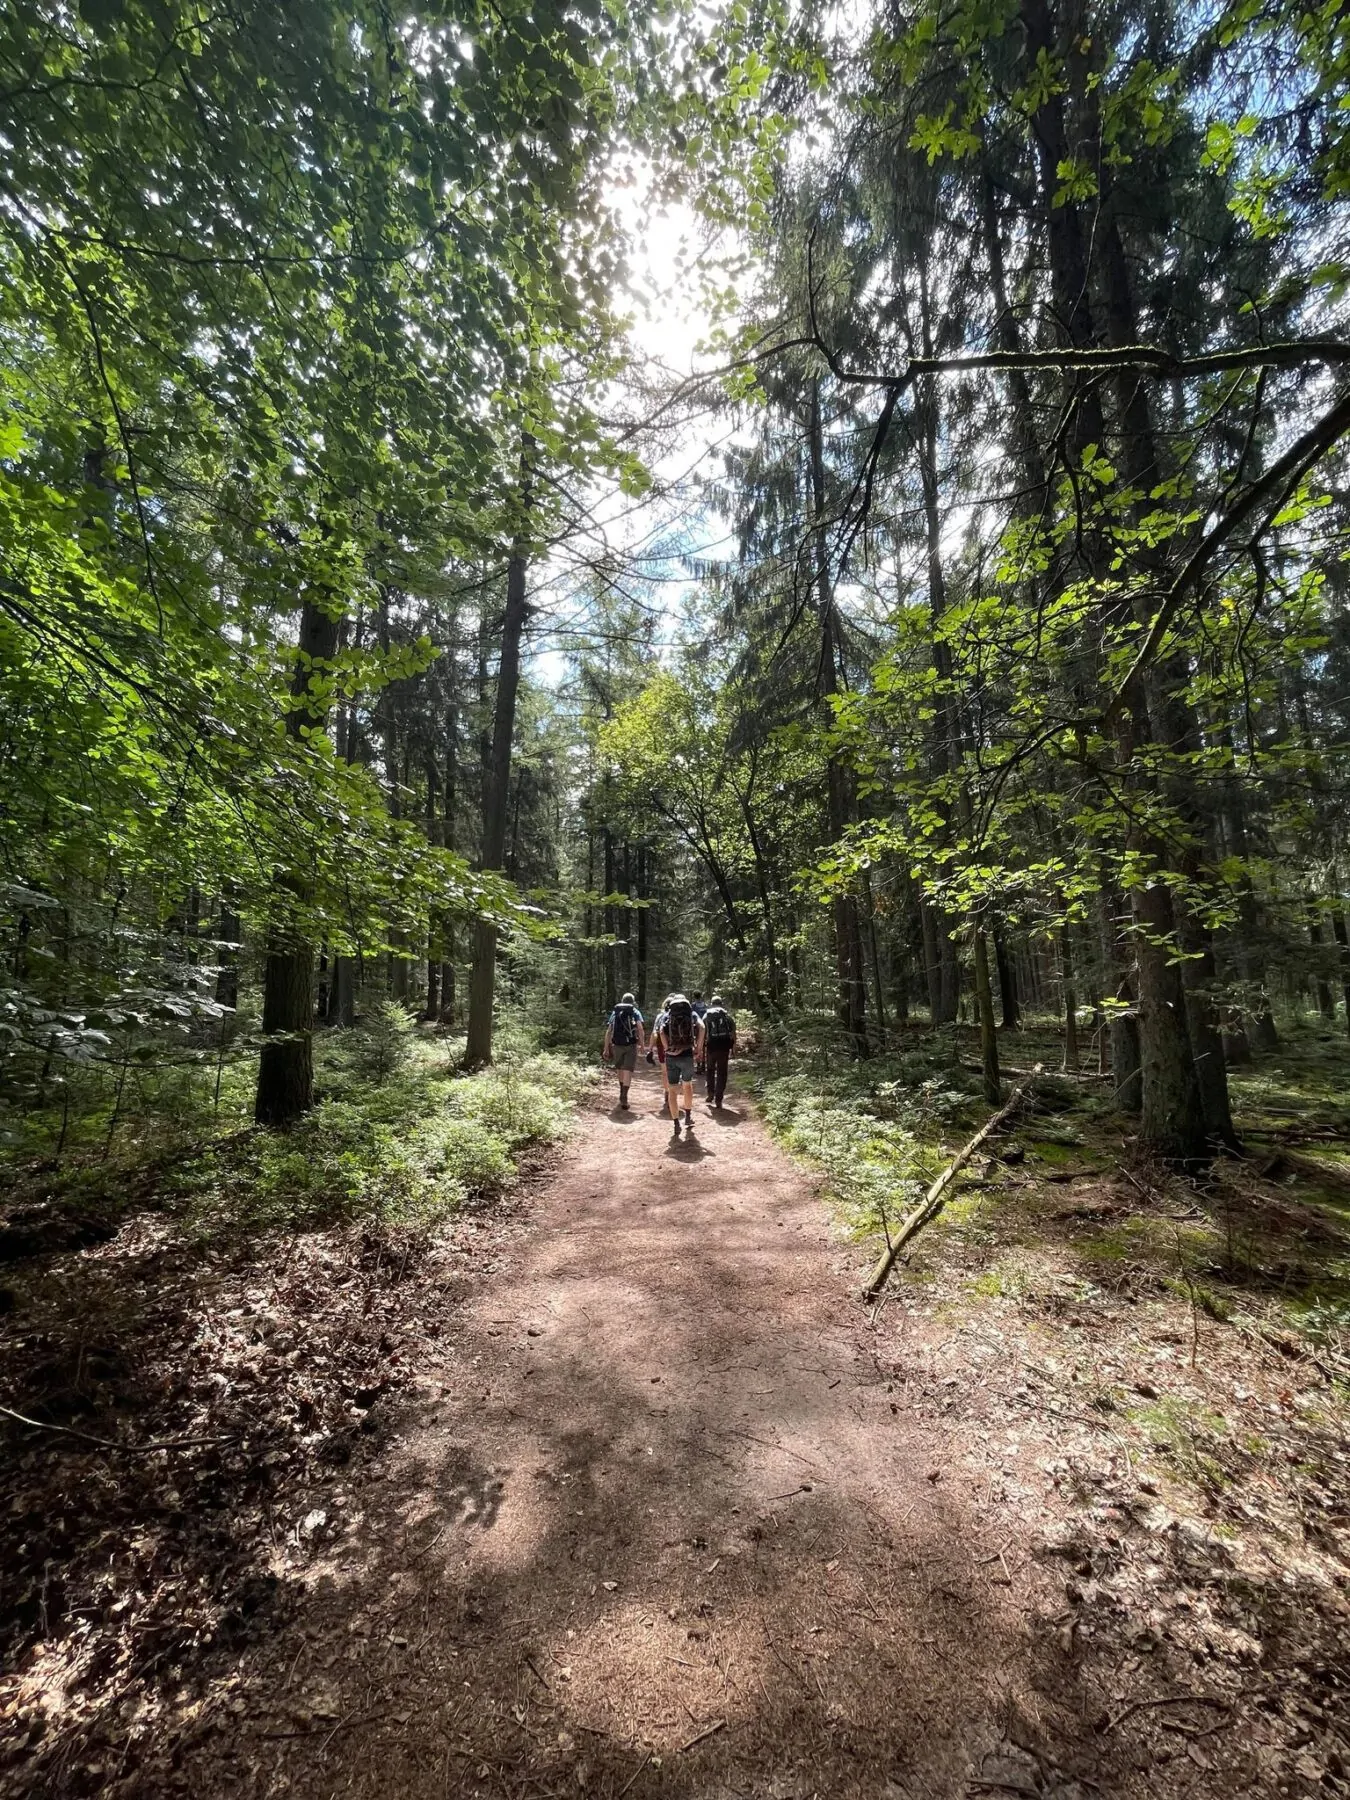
[{"xmin": 612, "ymin": 1043, "xmax": 638, "ymax": 1071}]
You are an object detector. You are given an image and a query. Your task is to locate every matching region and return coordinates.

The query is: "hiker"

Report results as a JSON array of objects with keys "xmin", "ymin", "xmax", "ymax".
[
  {"xmin": 702, "ymin": 994, "xmax": 737, "ymax": 1108},
  {"xmin": 648, "ymin": 995, "xmax": 671, "ymax": 1114},
  {"xmin": 658, "ymin": 991, "xmax": 702, "ymax": 1137},
  {"xmin": 691, "ymin": 992, "xmax": 708, "ymax": 1073},
  {"xmin": 602, "ymin": 992, "xmax": 645, "ymax": 1109}
]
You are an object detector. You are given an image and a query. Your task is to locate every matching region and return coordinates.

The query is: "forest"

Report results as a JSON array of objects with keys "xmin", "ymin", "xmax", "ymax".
[{"xmin": 3, "ymin": 0, "xmax": 1350, "ymax": 1796}]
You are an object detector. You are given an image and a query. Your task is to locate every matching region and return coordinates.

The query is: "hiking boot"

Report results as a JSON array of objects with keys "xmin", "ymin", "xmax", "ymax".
[
  {"xmin": 683, "ymin": 1110, "xmax": 694, "ymax": 1133},
  {"xmin": 619, "ymin": 1089, "xmax": 628, "ymax": 1109},
  {"xmin": 671, "ymin": 1115, "xmax": 681, "ymax": 1137}
]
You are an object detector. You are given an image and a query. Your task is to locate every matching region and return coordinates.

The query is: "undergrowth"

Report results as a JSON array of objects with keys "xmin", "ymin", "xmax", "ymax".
[
  {"xmin": 746, "ymin": 1027, "xmax": 980, "ymax": 1238},
  {"xmin": 1, "ymin": 1015, "xmax": 590, "ymax": 1243}
]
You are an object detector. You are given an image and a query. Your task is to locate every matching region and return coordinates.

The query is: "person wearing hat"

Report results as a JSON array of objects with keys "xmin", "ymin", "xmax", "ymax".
[
  {"xmin": 701, "ymin": 994, "xmax": 737, "ymax": 1109},
  {"xmin": 602, "ymin": 992, "xmax": 645, "ymax": 1110}
]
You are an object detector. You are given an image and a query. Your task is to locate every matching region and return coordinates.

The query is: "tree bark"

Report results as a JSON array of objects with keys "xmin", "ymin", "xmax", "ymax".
[
  {"xmin": 809, "ymin": 378, "xmax": 868, "ymax": 1055},
  {"xmin": 465, "ymin": 476, "xmax": 532, "ymax": 1067},
  {"xmin": 1333, "ymin": 909, "xmax": 1350, "ymax": 1038},
  {"xmin": 973, "ymin": 927, "xmax": 1001, "ymax": 1102},
  {"xmin": 255, "ymin": 595, "xmax": 341, "ymax": 1126},
  {"xmin": 993, "ymin": 926, "xmax": 1019, "ymax": 1029}
]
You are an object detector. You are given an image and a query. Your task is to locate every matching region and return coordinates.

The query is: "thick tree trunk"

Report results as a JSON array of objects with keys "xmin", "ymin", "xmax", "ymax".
[
  {"xmin": 465, "ymin": 492, "xmax": 532, "ymax": 1067},
  {"xmin": 1098, "ymin": 889, "xmax": 1142, "ymax": 1112},
  {"xmin": 993, "ymin": 926, "xmax": 1019, "ymax": 1029},
  {"xmin": 809, "ymin": 379, "xmax": 868, "ymax": 1055},
  {"xmin": 255, "ymin": 595, "xmax": 341, "ymax": 1126},
  {"xmin": 333, "ymin": 954, "xmax": 356, "ymax": 1029},
  {"xmin": 1133, "ymin": 871, "xmax": 1209, "ymax": 1166},
  {"xmin": 1309, "ymin": 908, "xmax": 1336, "ymax": 1021},
  {"xmin": 1333, "ymin": 910, "xmax": 1350, "ymax": 1038},
  {"xmin": 973, "ymin": 927, "xmax": 1001, "ymax": 1103},
  {"xmin": 1090, "ymin": 105, "xmax": 1222, "ymax": 1162}
]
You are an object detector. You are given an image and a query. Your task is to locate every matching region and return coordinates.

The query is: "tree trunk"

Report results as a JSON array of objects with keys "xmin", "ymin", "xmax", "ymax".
[
  {"xmin": 1133, "ymin": 871, "xmax": 1209, "ymax": 1166},
  {"xmin": 465, "ymin": 485, "xmax": 532, "ymax": 1067},
  {"xmin": 214, "ymin": 895, "xmax": 240, "ymax": 1012},
  {"xmin": 1309, "ymin": 907, "xmax": 1336, "ymax": 1021},
  {"xmin": 254, "ymin": 595, "xmax": 341, "ymax": 1126},
  {"xmin": 993, "ymin": 926, "xmax": 1019, "ymax": 1029},
  {"xmin": 334, "ymin": 954, "xmax": 356, "ymax": 1029},
  {"xmin": 1060, "ymin": 926, "xmax": 1080, "ymax": 1072},
  {"xmin": 973, "ymin": 927, "xmax": 1001, "ymax": 1103},
  {"xmin": 636, "ymin": 844, "xmax": 650, "ymax": 1010},
  {"xmin": 1098, "ymin": 888, "xmax": 1142, "ymax": 1112},
  {"xmin": 809, "ymin": 378, "xmax": 868, "ymax": 1055},
  {"xmin": 920, "ymin": 895, "xmax": 942, "ymax": 1022},
  {"xmin": 1333, "ymin": 909, "xmax": 1350, "ymax": 1038}
]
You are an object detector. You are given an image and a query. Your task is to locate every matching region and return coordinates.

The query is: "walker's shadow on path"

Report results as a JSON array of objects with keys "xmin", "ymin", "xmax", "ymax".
[
  {"xmin": 663, "ymin": 1137, "xmax": 712, "ymax": 1162},
  {"xmin": 184, "ymin": 1075, "xmax": 1139, "ymax": 1800}
]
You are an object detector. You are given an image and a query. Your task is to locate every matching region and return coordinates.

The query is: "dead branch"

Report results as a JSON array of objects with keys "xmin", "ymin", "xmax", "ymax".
[
  {"xmin": 863, "ymin": 1065, "xmax": 1043, "ymax": 1303},
  {"xmin": 0, "ymin": 1402, "xmax": 239, "ymax": 1455}
]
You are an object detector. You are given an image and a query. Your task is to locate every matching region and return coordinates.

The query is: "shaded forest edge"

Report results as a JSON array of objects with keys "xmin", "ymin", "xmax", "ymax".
[{"xmin": 0, "ymin": 1019, "xmax": 590, "ymax": 1795}]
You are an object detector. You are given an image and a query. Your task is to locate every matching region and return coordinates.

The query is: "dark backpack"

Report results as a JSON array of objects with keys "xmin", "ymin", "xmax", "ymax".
[
  {"xmin": 611, "ymin": 1003, "xmax": 638, "ymax": 1048},
  {"xmin": 665, "ymin": 997, "xmax": 694, "ymax": 1054},
  {"xmin": 704, "ymin": 1006, "xmax": 734, "ymax": 1047}
]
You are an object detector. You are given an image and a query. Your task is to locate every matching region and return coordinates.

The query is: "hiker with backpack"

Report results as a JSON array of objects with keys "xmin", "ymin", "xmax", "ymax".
[
  {"xmin": 701, "ymin": 995, "xmax": 737, "ymax": 1108},
  {"xmin": 657, "ymin": 992, "xmax": 702, "ymax": 1137},
  {"xmin": 602, "ymin": 992, "xmax": 645, "ymax": 1110},
  {"xmin": 691, "ymin": 992, "xmax": 708, "ymax": 1073}
]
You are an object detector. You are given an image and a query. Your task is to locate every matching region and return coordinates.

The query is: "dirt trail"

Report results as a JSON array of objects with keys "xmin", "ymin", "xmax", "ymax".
[{"xmin": 196, "ymin": 1065, "xmax": 1108, "ymax": 1799}]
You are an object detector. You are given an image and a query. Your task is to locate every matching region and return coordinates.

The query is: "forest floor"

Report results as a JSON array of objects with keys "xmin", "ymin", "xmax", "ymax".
[{"xmin": 2, "ymin": 1046, "xmax": 1349, "ymax": 1798}]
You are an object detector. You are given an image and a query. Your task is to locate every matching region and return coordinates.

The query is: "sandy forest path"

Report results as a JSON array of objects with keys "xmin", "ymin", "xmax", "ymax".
[{"xmin": 199, "ymin": 1063, "xmax": 1102, "ymax": 1800}]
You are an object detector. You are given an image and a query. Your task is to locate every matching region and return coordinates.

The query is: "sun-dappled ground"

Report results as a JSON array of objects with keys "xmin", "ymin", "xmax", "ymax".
[{"xmin": 3, "ymin": 1029, "xmax": 1349, "ymax": 1797}]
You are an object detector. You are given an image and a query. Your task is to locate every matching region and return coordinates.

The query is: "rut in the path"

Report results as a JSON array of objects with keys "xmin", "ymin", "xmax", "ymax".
[{"xmin": 186, "ymin": 1064, "xmax": 1105, "ymax": 1800}]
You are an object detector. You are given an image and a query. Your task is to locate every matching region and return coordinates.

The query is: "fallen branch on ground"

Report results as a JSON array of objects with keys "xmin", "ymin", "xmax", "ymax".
[
  {"xmin": 863, "ymin": 1065, "xmax": 1043, "ymax": 1304},
  {"xmin": 0, "ymin": 1402, "xmax": 239, "ymax": 1454}
]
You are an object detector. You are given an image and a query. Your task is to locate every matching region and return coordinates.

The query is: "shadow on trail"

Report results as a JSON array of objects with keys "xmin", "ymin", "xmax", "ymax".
[{"xmin": 153, "ymin": 1068, "xmax": 1147, "ymax": 1800}]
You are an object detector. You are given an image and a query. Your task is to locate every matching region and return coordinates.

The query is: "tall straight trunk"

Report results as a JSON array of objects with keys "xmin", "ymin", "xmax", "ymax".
[
  {"xmin": 214, "ymin": 894, "xmax": 240, "ymax": 1012},
  {"xmin": 1021, "ymin": 0, "xmax": 1210, "ymax": 1160},
  {"xmin": 1333, "ymin": 910, "xmax": 1350, "ymax": 1038},
  {"xmin": 740, "ymin": 788, "xmax": 782, "ymax": 1007},
  {"xmin": 993, "ymin": 927, "xmax": 1019, "ymax": 1030},
  {"xmin": 920, "ymin": 896, "xmax": 942, "ymax": 1022},
  {"xmin": 466, "ymin": 481, "xmax": 532, "ymax": 1066},
  {"xmin": 891, "ymin": 915, "xmax": 910, "ymax": 1027},
  {"xmin": 973, "ymin": 927, "xmax": 1001, "ymax": 1102},
  {"xmin": 1098, "ymin": 889, "xmax": 1142, "ymax": 1112},
  {"xmin": 603, "ymin": 826, "xmax": 616, "ymax": 1005},
  {"xmin": 1309, "ymin": 907, "xmax": 1336, "ymax": 1020},
  {"xmin": 1099, "ymin": 217, "xmax": 1224, "ymax": 1154},
  {"xmin": 915, "ymin": 254, "xmax": 962, "ymax": 1028},
  {"xmin": 334, "ymin": 953, "xmax": 356, "ymax": 1029},
  {"xmin": 255, "ymin": 595, "xmax": 341, "ymax": 1125},
  {"xmin": 636, "ymin": 844, "xmax": 650, "ymax": 1010},
  {"xmin": 809, "ymin": 378, "xmax": 868, "ymax": 1055},
  {"xmin": 1060, "ymin": 926, "xmax": 1080, "ymax": 1071},
  {"xmin": 439, "ymin": 690, "xmax": 459, "ymax": 1025},
  {"xmin": 862, "ymin": 870, "xmax": 887, "ymax": 1047}
]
